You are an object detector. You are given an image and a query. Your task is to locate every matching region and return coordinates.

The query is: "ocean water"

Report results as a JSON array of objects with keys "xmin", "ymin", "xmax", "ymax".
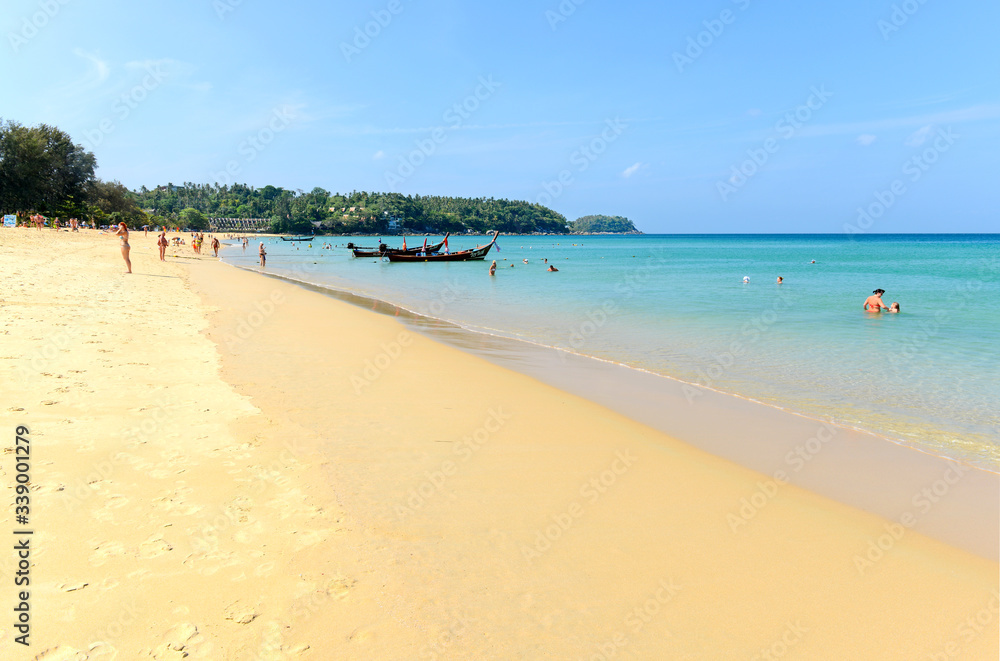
[{"xmin": 224, "ymin": 234, "xmax": 1000, "ymax": 469}]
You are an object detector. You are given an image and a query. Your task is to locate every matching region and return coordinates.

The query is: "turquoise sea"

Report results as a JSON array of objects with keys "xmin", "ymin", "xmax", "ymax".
[{"xmin": 223, "ymin": 234, "xmax": 999, "ymax": 469}]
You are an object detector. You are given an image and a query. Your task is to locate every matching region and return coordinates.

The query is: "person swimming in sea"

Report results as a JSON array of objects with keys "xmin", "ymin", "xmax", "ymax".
[
  {"xmin": 489, "ymin": 260, "xmax": 496, "ymax": 276},
  {"xmin": 888, "ymin": 302, "xmax": 900, "ymax": 313},
  {"xmin": 864, "ymin": 289, "xmax": 889, "ymax": 312}
]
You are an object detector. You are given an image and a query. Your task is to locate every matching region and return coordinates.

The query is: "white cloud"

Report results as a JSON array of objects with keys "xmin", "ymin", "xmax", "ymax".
[
  {"xmin": 904, "ymin": 124, "xmax": 933, "ymax": 147},
  {"xmin": 856, "ymin": 134, "xmax": 877, "ymax": 146},
  {"xmin": 622, "ymin": 162, "xmax": 642, "ymax": 178},
  {"xmin": 788, "ymin": 104, "xmax": 1000, "ymax": 140},
  {"xmin": 59, "ymin": 49, "xmax": 110, "ymax": 93}
]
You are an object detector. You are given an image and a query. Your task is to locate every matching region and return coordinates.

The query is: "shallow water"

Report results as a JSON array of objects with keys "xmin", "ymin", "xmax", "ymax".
[{"xmin": 225, "ymin": 233, "xmax": 1000, "ymax": 469}]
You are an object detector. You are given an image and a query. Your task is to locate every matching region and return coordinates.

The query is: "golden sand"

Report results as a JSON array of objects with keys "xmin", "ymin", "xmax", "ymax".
[{"xmin": 0, "ymin": 227, "xmax": 996, "ymax": 659}]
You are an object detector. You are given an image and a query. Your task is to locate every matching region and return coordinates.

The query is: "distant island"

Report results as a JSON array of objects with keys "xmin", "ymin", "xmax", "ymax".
[{"xmin": 568, "ymin": 215, "xmax": 642, "ymax": 234}]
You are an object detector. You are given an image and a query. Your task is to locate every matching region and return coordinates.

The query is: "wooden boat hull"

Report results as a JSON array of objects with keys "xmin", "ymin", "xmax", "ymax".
[
  {"xmin": 385, "ymin": 232, "xmax": 498, "ymax": 262},
  {"xmin": 352, "ymin": 234, "xmax": 449, "ymax": 258},
  {"xmin": 280, "ymin": 236, "xmax": 314, "ymax": 241}
]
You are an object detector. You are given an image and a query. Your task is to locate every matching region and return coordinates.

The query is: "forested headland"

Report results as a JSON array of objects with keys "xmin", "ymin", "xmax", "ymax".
[
  {"xmin": 568, "ymin": 215, "xmax": 641, "ymax": 234},
  {"xmin": 131, "ymin": 184, "xmax": 569, "ymax": 235},
  {"xmin": 1, "ymin": 119, "xmax": 641, "ymax": 235}
]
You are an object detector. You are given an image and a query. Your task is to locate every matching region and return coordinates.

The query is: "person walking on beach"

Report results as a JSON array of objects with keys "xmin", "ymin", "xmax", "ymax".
[
  {"xmin": 864, "ymin": 289, "xmax": 889, "ymax": 312},
  {"xmin": 157, "ymin": 231, "xmax": 168, "ymax": 261},
  {"xmin": 114, "ymin": 222, "xmax": 132, "ymax": 273},
  {"xmin": 259, "ymin": 242, "xmax": 267, "ymax": 268},
  {"xmin": 212, "ymin": 237, "xmax": 220, "ymax": 257}
]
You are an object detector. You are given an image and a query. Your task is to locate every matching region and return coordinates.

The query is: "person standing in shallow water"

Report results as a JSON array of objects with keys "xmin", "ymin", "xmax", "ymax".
[
  {"xmin": 864, "ymin": 288, "xmax": 889, "ymax": 312},
  {"xmin": 114, "ymin": 222, "xmax": 132, "ymax": 273},
  {"xmin": 259, "ymin": 242, "xmax": 267, "ymax": 268}
]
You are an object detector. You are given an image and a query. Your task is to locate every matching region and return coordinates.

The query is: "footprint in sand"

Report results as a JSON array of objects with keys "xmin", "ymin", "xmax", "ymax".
[
  {"xmin": 326, "ymin": 575, "xmax": 357, "ymax": 600},
  {"xmin": 348, "ymin": 627, "xmax": 376, "ymax": 643},
  {"xmin": 92, "ymin": 495, "xmax": 129, "ymax": 522},
  {"xmin": 291, "ymin": 529, "xmax": 328, "ymax": 551},
  {"xmin": 57, "ymin": 582, "xmax": 89, "ymax": 592},
  {"xmin": 90, "ymin": 541, "xmax": 126, "ymax": 566},
  {"xmin": 183, "ymin": 550, "xmax": 239, "ymax": 576},
  {"xmin": 104, "ymin": 495, "xmax": 129, "ymax": 509},
  {"xmin": 141, "ymin": 622, "xmax": 203, "ymax": 659},
  {"xmin": 85, "ymin": 641, "xmax": 117, "ymax": 660},
  {"xmin": 224, "ymin": 601, "xmax": 260, "ymax": 624},
  {"xmin": 139, "ymin": 537, "xmax": 173, "ymax": 559},
  {"xmin": 29, "ymin": 646, "xmax": 88, "ymax": 660},
  {"xmin": 152, "ymin": 491, "xmax": 201, "ymax": 516}
]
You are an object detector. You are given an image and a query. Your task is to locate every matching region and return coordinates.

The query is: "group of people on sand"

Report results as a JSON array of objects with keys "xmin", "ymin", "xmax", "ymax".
[
  {"xmin": 26, "ymin": 214, "xmax": 84, "ymax": 231},
  {"xmin": 109, "ymin": 223, "xmax": 225, "ymax": 273},
  {"xmin": 489, "ymin": 259, "xmax": 558, "ymax": 275},
  {"xmin": 188, "ymin": 232, "xmax": 221, "ymax": 256}
]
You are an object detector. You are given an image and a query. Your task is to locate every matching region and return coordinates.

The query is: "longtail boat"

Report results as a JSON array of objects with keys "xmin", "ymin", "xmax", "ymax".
[
  {"xmin": 280, "ymin": 235, "xmax": 315, "ymax": 242},
  {"xmin": 386, "ymin": 232, "xmax": 499, "ymax": 262},
  {"xmin": 352, "ymin": 233, "xmax": 449, "ymax": 258}
]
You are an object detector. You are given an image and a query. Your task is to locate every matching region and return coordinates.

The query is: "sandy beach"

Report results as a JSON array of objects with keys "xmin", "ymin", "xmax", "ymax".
[{"xmin": 1, "ymin": 228, "xmax": 997, "ymax": 659}]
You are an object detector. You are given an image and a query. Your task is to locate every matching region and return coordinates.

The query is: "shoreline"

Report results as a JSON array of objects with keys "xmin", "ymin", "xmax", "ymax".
[
  {"xmin": 222, "ymin": 234, "xmax": 1000, "ymax": 471},
  {"xmin": 221, "ymin": 261, "xmax": 999, "ymax": 561},
  {"xmin": 3, "ymin": 228, "xmax": 997, "ymax": 658}
]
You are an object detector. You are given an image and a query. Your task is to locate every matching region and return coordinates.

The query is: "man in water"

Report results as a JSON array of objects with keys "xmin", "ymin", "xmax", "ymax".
[{"xmin": 864, "ymin": 289, "xmax": 889, "ymax": 312}]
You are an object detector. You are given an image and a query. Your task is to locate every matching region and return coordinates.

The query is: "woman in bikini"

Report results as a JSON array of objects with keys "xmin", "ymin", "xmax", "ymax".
[
  {"xmin": 115, "ymin": 222, "xmax": 132, "ymax": 273},
  {"xmin": 864, "ymin": 288, "xmax": 888, "ymax": 312},
  {"xmin": 157, "ymin": 230, "xmax": 168, "ymax": 261}
]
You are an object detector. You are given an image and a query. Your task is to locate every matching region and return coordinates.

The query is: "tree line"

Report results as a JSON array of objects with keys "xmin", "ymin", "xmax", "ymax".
[
  {"xmin": 0, "ymin": 119, "xmax": 150, "ymax": 227},
  {"xmin": 2, "ymin": 119, "xmax": 641, "ymax": 235},
  {"xmin": 132, "ymin": 185, "xmax": 570, "ymax": 235}
]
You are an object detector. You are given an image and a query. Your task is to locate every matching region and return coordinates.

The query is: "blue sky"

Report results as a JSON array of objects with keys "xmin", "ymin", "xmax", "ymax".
[{"xmin": 3, "ymin": 0, "xmax": 998, "ymax": 232}]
